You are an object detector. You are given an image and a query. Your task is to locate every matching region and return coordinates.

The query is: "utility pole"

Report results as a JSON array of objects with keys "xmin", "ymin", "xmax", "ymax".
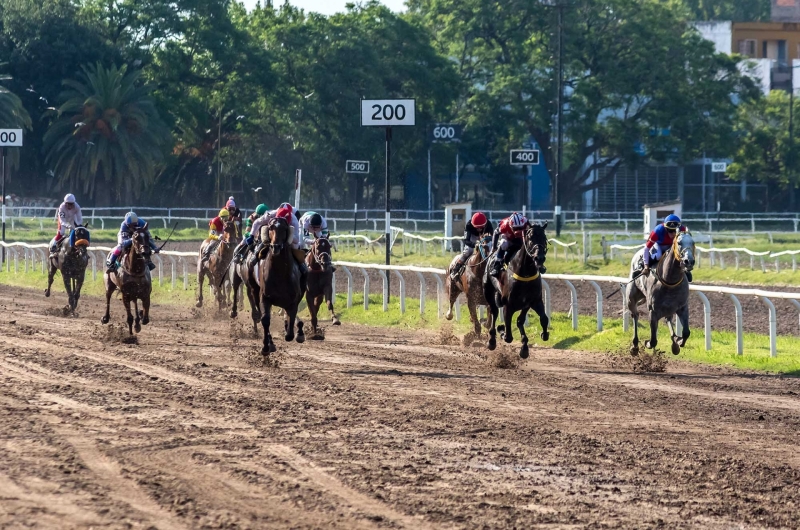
[{"xmin": 554, "ymin": 1, "xmax": 565, "ymax": 237}]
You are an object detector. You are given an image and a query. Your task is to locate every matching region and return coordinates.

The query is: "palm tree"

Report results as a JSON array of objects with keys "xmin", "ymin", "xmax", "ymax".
[
  {"xmin": 44, "ymin": 63, "xmax": 171, "ymax": 202},
  {"xmin": 0, "ymin": 73, "xmax": 32, "ymax": 168}
]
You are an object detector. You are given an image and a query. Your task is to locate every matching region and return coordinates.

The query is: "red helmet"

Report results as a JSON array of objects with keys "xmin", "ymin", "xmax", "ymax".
[
  {"xmin": 276, "ymin": 207, "xmax": 292, "ymax": 220},
  {"xmin": 471, "ymin": 212, "xmax": 487, "ymax": 228}
]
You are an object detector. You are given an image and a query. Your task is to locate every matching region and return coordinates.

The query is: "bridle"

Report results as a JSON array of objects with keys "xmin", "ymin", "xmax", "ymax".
[
  {"xmin": 311, "ymin": 237, "xmax": 332, "ymax": 269},
  {"xmin": 467, "ymin": 234, "xmax": 492, "ymax": 268},
  {"xmin": 523, "ymin": 226, "xmax": 547, "ymax": 264},
  {"xmin": 654, "ymin": 232, "xmax": 694, "ymax": 288},
  {"xmin": 267, "ymin": 218, "xmax": 288, "ymax": 253}
]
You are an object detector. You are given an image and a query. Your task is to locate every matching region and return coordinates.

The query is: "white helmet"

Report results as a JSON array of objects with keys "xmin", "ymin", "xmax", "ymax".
[
  {"xmin": 510, "ymin": 212, "xmax": 528, "ymax": 230},
  {"xmin": 64, "ymin": 193, "xmax": 76, "ymax": 204}
]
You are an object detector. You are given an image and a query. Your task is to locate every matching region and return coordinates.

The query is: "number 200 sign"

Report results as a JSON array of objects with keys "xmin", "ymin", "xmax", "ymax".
[
  {"xmin": 0, "ymin": 129, "xmax": 23, "ymax": 147},
  {"xmin": 361, "ymin": 99, "xmax": 416, "ymax": 127}
]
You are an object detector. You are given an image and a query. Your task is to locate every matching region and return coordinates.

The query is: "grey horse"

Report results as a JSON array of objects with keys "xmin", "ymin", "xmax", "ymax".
[{"xmin": 625, "ymin": 232, "xmax": 696, "ymax": 356}]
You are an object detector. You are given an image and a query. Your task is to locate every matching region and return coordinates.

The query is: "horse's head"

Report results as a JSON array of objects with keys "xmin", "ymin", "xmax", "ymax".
[
  {"xmin": 523, "ymin": 220, "xmax": 549, "ymax": 268},
  {"xmin": 311, "ymin": 236, "xmax": 332, "ymax": 269},
  {"xmin": 267, "ymin": 217, "xmax": 289, "ymax": 252},
  {"xmin": 222, "ymin": 218, "xmax": 237, "ymax": 243},
  {"xmin": 68, "ymin": 227, "xmax": 90, "ymax": 259},
  {"xmin": 674, "ymin": 232, "xmax": 696, "ymax": 273},
  {"xmin": 132, "ymin": 223, "xmax": 151, "ymax": 257}
]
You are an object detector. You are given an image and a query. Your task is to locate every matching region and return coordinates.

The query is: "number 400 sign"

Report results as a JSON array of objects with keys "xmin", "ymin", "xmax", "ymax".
[{"xmin": 361, "ymin": 99, "xmax": 416, "ymax": 127}]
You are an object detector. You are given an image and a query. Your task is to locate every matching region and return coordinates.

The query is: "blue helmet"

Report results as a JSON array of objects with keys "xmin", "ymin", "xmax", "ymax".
[
  {"xmin": 125, "ymin": 212, "xmax": 139, "ymax": 227},
  {"xmin": 664, "ymin": 214, "xmax": 681, "ymax": 230}
]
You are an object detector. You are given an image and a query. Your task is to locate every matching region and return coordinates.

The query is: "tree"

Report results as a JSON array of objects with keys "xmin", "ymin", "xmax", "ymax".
[
  {"xmin": 43, "ymin": 63, "xmax": 171, "ymax": 203},
  {"xmin": 0, "ymin": 73, "xmax": 31, "ymax": 168},
  {"xmin": 685, "ymin": 0, "xmax": 770, "ymax": 22},
  {"xmin": 727, "ymin": 90, "xmax": 800, "ymax": 209},
  {"xmin": 410, "ymin": 0, "xmax": 757, "ymax": 208}
]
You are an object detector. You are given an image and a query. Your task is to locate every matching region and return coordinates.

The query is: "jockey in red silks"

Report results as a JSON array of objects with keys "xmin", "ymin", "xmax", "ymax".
[
  {"xmin": 638, "ymin": 213, "xmax": 691, "ymax": 282},
  {"xmin": 489, "ymin": 212, "xmax": 543, "ymax": 277}
]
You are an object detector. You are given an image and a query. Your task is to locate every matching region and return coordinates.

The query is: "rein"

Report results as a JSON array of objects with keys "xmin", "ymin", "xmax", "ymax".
[{"xmin": 653, "ymin": 234, "xmax": 687, "ymax": 288}]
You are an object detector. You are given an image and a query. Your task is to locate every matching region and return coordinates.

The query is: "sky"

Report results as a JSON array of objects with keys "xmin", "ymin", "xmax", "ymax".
[{"xmin": 241, "ymin": 0, "xmax": 406, "ymax": 16}]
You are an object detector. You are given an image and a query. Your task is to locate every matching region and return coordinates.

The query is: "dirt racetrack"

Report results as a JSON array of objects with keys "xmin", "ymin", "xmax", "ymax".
[{"xmin": 2, "ymin": 284, "xmax": 800, "ymax": 529}]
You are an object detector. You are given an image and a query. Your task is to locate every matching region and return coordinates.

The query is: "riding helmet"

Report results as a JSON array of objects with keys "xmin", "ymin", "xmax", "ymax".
[
  {"xmin": 310, "ymin": 213, "xmax": 323, "ymax": 227},
  {"xmin": 255, "ymin": 203, "xmax": 268, "ymax": 216},
  {"xmin": 510, "ymin": 212, "xmax": 527, "ymax": 229},
  {"xmin": 276, "ymin": 207, "xmax": 292, "ymax": 220},
  {"xmin": 664, "ymin": 214, "xmax": 681, "ymax": 230},
  {"xmin": 226, "ymin": 198, "xmax": 236, "ymax": 208},
  {"xmin": 64, "ymin": 193, "xmax": 76, "ymax": 204},
  {"xmin": 471, "ymin": 212, "xmax": 487, "ymax": 228},
  {"xmin": 125, "ymin": 212, "xmax": 139, "ymax": 226},
  {"xmin": 219, "ymin": 208, "xmax": 230, "ymax": 218}
]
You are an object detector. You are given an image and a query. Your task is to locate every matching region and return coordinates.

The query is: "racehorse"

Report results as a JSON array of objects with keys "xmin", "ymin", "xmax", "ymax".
[
  {"xmin": 257, "ymin": 217, "xmax": 305, "ymax": 354},
  {"xmin": 446, "ymin": 234, "xmax": 492, "ymax": 338},
  {"xmin": 45, "ymin": 226, "xmax": 91, "ymax": 314},
  {"xmin": 196, "ymin": 218, "xmax": 237, "ymax": 311},
  {"xmin": 305, "ymin": 236, "xmax": 340, "ymax": 336},
  {"xmin": 101, "ymin": 224, "xmax": 153, "ymax": 335},
  {"xmin": 483, "ymin": 221, "xmax": 550, "ymax": 359},
  {"xmin": 625, "ymin": 232, "xmax": 695, "ymax": 356},
  {"xmin": 230, "ymin": 253, "xmax": 261, "ymax": 335}
]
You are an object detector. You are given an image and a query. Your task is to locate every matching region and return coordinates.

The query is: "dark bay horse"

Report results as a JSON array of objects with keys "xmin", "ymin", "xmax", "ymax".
[
  {"xmin": 45, "ymin": 226, "xmax": 90, "ymax": 314},
  {"xmin": 102, "ymin": 224, "xmax": 153, "ymax": 335},
  {"xmin": 196, "ymin": 219, "xmax": 237, "ymax": 310},
  {"xmin": 305, "ymin": 236, "xmax": 340, "ymax": 336},
  {"xmin": 257, "ymin": 217, "xmax": 305, "ymax": 354},
  {"xmin": 625, "ymin": 232, "xmax": 695, "ymax": 355},
  {"xmin": 483, "ymin": 222, "xmax": 550, "ymax": 359},
  {"xmin": 446, "ymin": 234, "xmax": 492, "ymax": 338},
  {"xmin": 230, "ymin": 255, "xmax": 261, "ymax": 335}
]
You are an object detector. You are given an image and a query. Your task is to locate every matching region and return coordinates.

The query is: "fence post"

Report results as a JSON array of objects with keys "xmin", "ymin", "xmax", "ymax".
[
  {"xmin": 789, "ymin": 300, "xmax": 800, "ymax": 335},
  {"xmin": 587, "ymin": 280, "xmax": 603, "ymax": 331},
  {"xmin": 563, "ymin": 280, "xmax": 579, "ymax": 331},
  {"xmin": 392, "ymin": 269, "xmax": 405, "ymax": 314},
  {"xmin": 541, "ymin": 279, "xmax": 551, "ymax": 321},
  {"xmin": 340, "ymin": 265, "xmax": 353, "ymax": 309},
  {"xmin": 433, "ymin": 274, "xmax": 444, "ymax": 319},
  {"xmin": 378, "ymin": 270, "xmax": 388, "ymax": 312},
  {"xmin": 360, "ymin": 268, "xmax": 370, "ymax": 310},
  {"xmin": 728, "ymin": 294, "xmax": 743, "ymax": 356},
  {"xmin": 756, "ymin": 296, "xmax": 777, "ymax": 357},
  {"xmin": 414, "ymin": 271, "xmax": 426, "ymax": 315},
  {"xmin": 694, "ymin": 291, "xmax": 712, "ymax": 351}
]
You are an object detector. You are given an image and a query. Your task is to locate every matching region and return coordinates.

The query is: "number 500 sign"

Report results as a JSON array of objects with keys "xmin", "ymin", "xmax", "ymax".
[{"xmin": 361, "ymin": 99, "xmax": 416, "ymax": 127}]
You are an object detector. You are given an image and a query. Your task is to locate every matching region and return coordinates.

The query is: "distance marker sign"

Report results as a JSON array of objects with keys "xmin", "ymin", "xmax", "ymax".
[
  {"xmin": 346, "ymin": 160, "xmax": 370, "ymax": 174},
  {"xmin": 0, "ymin": 129, "xmax": 23, "ymax": 147},
  {"xmin": 428, "ymin": 123, "xmax": 463, "ymax": 143},
  {"xmin": 361, "ymin": 99, "xmax": 416, "ymax": 127},
  {"xmin": 510, "ymin": 149, "xmax": 540, "ymax": 166}
]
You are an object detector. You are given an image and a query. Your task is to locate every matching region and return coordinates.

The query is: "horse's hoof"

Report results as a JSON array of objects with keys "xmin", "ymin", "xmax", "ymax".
[
  {"xmin": 540, "ymin": 331, "xmax": 550, "ymax": 342},
  {"xmin": 142, "ymin": 317, "xmax": 149, "ymax": 326},
  {"xmin": 520, "ymin": 344, "xmax": 529, "ymax": 359},
  {"xmin": 195, "ymin": 301, "xmax": 203, "ymax": 308},
  {"xmin": 671, "ymin": 341, "xmax": 681, "ymax": 356},
  {"xmin": 497, "ymin": 324, "xmax": 505, "ymax": 334},
  {"xmin": 504, "ymin": 334, "xmax": 513, "ymax": 344},
  {"xmin": 332, "ymin": 318, "xmax": 341, "ymax": 326},
  {"xmin": 101, "ymin": 316, "xmax": 110, "ymax": 325},
  {"xmin": 134, "ymin": 323, "xmax": 141, "ymax": 333},
  {"xmin": 630, "ymin": 345, "xmax": 639, "ymax": 356},
  {"xmin": 230, "ymin": 310, "xmax": 237, "ymax": 319},
  {"xmin": 445, "ymin": 311, "xmax": 453, "ymax": 321},
  {"xmin": 296, "ymin": 333, "xmax": 305, "ymax": 344},
  {"xmin": 645, "ymin": 340, "xmax": 656, "ymax": 349},
  {"xmin": 44, "ymin": 289, "xmax": 50, "ymax": 298},
  {"xmin": 488, "ymin": 338, "xmax": 497, "ymax": 351},
  {"xmin": 284, "ymin": 333, "xmax": 294, "ymax": 342}
]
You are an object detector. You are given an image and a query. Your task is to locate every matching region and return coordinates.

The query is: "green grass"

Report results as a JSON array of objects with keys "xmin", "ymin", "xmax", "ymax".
[{"xmin": 3, "ymin": 264, "xmax": 799, "ymax": 374}]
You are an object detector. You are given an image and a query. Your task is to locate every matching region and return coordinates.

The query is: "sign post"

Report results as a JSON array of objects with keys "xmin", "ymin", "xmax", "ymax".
[
  {"xmin": 510, "ymin": 149, "xmax": 540, "ymax": 218},
  {"xmin": 0, "ymin": 129, "xmax": 23, "ymax": 263},
  {"xmin": 294, "ymin": 169, "xmax": 302, "ymax": 211},
  {"xmin": 711, "ymin": 162, "xmax": 728, "ymax": 173},
  {"xmin": 428, "ymin": 123, "xmax": 463, "ymax": 205},
  {"xmin": 361, "ymin": 98, "xmax": 416, "ymax": 306}
]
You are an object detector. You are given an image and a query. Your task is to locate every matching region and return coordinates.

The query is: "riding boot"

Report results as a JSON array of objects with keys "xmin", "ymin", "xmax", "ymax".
[
  {"xmin": 254, "ymin": 242, "xmax": 267, "ymax": 260},
  {"xmin": 539, "ymin": 264, "xmax": 547, "ymax": 274},
  {"xmin": 106, "ymin": 254, "xmax": 118, "ymax": 273},
  {"xmin": 147, "ymin": 260, "xmax": 156, "ymax": 271},
  {"xmin": 686, "ymin": 271, "xmax": 693, "ymax": 283},
  {"xmin": 490, "ymin": 250, "xmax": 506, "ymax": 278},
  {"xmin": 450, "ymin": 258, "xmax": 466, "ymax": 281}
]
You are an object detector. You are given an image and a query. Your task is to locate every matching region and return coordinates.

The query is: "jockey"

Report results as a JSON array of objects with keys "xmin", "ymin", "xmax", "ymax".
[
  {"xmin": 106, "ymin": 212, "xmax": 158, "ymax": 273},
  {"xmin": 490, "ymin": 212, "xmax": 541, "ymax": 278},
  {"xmin": 49, "ymin": 193, "xmax": 83, "ymax": 255},
  {"xmin": 298, "ymin": 211, "xmax": 329, "ymax": 248},
  {"xmin": 450, "ymin": 212, "xmax": 494, "ymax": 281},
  {"xmin": 247, "ymin": 203, "xmax": 307, "ymax": 274},
  {"xmin": 640, "ymin": 214, "xmax": 691, "ymax": 282},
  {"xmin": 224, "ymin": 197, "xmax": 243, "ymax": 237},
  {"xmin": 233, "ymin": 204, "xmax": 268, "ymax": 263},
  {"xmin": 203, "ymin": 209, "xmax": 230, "ymax": 261}
]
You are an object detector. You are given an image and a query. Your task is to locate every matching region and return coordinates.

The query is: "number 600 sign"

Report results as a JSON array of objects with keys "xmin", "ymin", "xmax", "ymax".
[{"xmin": 361, "ymin": 99, "xmax": 416, "ymax": 127}]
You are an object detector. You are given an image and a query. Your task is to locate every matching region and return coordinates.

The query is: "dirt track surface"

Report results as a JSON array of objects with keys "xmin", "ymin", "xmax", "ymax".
[{"xmin": 2, "ymin": 285, "xmax": 800, "ymax": 529}]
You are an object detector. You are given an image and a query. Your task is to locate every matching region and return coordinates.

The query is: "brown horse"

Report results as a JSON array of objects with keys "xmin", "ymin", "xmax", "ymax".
[
  {"xmin": 483, "ymin": 221, "xmax": 550, "ymax": 359},
  {"xmin": 445, "ymin": 234, "xmax": 492, "ymax": 338},
  {"xmin": 101, "ymin": 225, "xmax": 153, "ymax": 335},
  {"xmin": 257, "ymin": 217, "xmax": 305, "ymax": 354},
  {"xmin": 196, "ymin": 219, "xmax": 237, "ymax": 310},
  {"xmin": 230, "ymin": 254, "xmax": 261, "ymax": 335},
  {"xmin": 305, "ymin": 236, "xmax": 340, "ymax": 336},
  {"xmin": 45, "ymin": 226, "xmax": 90, "ymax": 314}
]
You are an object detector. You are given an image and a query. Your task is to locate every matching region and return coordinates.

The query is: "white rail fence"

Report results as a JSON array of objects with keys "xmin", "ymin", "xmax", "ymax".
[{"xmin": 3, "ymin": 241, "xmax": 799, "ymax": 358}]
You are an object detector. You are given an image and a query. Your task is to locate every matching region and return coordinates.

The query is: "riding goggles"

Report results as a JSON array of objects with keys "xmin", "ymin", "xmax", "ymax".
[{"xmin": 665, "ymin": 222, "xmax": 680, "ymax": 230}]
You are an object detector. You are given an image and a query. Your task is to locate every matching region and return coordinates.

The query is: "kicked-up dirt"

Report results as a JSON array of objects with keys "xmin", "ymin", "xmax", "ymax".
[{"xmin": 1, "ymin": 283, "xmax": 800, "ymax": 529}]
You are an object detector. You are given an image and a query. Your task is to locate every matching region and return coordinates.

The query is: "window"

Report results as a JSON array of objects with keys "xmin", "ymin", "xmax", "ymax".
[{"xmin": 738, "ymin": 39, "xmax": 757, "ymax": 57}]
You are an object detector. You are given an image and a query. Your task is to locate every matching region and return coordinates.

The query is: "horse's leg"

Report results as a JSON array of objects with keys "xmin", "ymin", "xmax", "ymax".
[
  {"xmin": 644, "ymin": 310, "xmax": 659, "ymax": 350},
  {"xmin": 468, "ymin": 301, "xmax": 480, "ymax": 338},
  {"xmin": 246, "ymin": 282, "xmax": 260, "ymax": 335},
  {"xmin": 531, "ymin": 298, "xmax": 549, "ymax": 342},
  {"xmin": 516, "ymin": 307, "xmax": 530, "ymax": 359},
  {"xmin": 677, "ymin": 305, "xmax": 690, "ymax": 349},
  {"xmin": 284, "ymin": 305, "xmax": 296, "ymax": 342},
  {"xmin": 484, "ymin": 281, "xmax": 499, "ymax": 351},
  {"xmin": 306, "ymin": 290, "xmax": 319, "ymax": 334},
  {"xmin": 101, "ymin": 276, "xmax": 115, "ymax": 324},
  {"xmin": 196, "ymin": 261, "xmax": 205, "ymax": 308},
  {"xmin": 294, "ymin": 306, "xmax": 305, "ymax": 344},
  {"xmin": 502, "ymin": 304, "xmax": 514, "ymax": 344},
  {"xmin": 260, "ymin": 302, "xmax": 276, "ymax": 354},
  {"xmin": 61, "ymin": 272, "xmax": 73, "ymax": 310},
  {"xmin": 326, "ymin": 280, "xmax": 340, "ymax": 325},
  {"xmin": 141, "ymin": 291, "xmax": 151, "ymax": 326},
  {"xmin": 626, "ymin": 284, "xmax": 641, "ymax": 355},
  {"xmin": 445, "ymin": 280, "xmax": 457, "ymax": 320},
  {"xmin": 73, "ymin": 270, "xmax": 85, "ymax": 312},
  {"xmin": 133, "ymin": 298, "xmax": 141, "ymax": 333},
  {"xmin": 230, "ymin": 271, "xmax": 241, "ymax": 319},
  {"xmin": 44, "ymin": 261, "xmax": 56, "ymax": 297},
  {"xmin": 123, "ymin": 294, "xmax": 134, "ymax": 335}
]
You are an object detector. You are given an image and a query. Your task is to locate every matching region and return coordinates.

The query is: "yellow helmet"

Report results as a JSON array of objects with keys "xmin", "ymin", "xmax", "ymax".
[{"xmin": 219, "ymin": 208, "xmax": 230, "ymax": 218}]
